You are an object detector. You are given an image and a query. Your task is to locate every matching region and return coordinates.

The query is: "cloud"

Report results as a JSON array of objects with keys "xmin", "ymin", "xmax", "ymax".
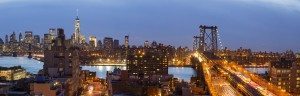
[{"xmin": 236, "ymin": 0, "xmax": 300, "ymax": 12}]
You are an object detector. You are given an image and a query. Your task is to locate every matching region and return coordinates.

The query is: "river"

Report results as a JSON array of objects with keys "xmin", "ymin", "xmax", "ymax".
[
  {"xmin": 0, "ymin": 57, "xmax": 197, "ymax": 82},
  {"xmin": 0, "ymin": 57, "xmax": 268, "ymax": 82}
]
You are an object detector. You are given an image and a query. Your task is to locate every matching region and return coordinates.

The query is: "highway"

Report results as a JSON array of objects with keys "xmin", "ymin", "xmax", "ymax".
[
  {"xmin": 192, "ymin": 52, "xmax": 290, "ymax": 96},
  {"xmin": 212, "ymin": 76, "xmax": 242, "ymax": 96}
]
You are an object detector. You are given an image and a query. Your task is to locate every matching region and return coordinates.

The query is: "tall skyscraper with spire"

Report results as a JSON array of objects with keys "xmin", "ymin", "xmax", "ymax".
[
  {"xmin": 5, "ymin": 35, "xmax": 8, "ymax": 44},
  {"xmin": 19, "ymin": 32, "xmax": 23, "ymax": 42},
  {"xmin": 71, "ymin": 9, "xmax": 84, "ymax": 45}
]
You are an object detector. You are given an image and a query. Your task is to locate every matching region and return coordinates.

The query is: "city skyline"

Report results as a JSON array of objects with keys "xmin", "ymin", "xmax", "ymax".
[
  {"xmin": 0, "ymin": 0, "xmax": 300, "ymax": 52},
  {"xmin": 0, "ymin": 1, "xmax": 300, "ymax": 95}
]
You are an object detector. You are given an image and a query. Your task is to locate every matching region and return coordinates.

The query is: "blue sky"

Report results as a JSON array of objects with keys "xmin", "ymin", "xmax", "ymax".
[{"xmin": 0, "ymin": 0, "xmax": 299, "ymax": 52}]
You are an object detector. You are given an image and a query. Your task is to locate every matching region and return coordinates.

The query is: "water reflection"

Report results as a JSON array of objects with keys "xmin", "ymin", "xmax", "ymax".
[
  {"xmin": 82, "ymin": 66, "xmax": 197, "ymax": 82},
  {"xmin": 0, "ymin": 57, "xmax": 197, "ymax": 82},
  {"xmin": 0, "ymin": 57, "xmax": 43, "ymax": 74},
  {"xmin": 81, "ymin": 66, "xmax": 126, "ymax": 78},
  {"xmin": 168, "ymin": 67, "xmax": 197, "ymax": 82},
  {"xmin": 246, "ymin": 68, "xmax": 268, "ymax": 74}
]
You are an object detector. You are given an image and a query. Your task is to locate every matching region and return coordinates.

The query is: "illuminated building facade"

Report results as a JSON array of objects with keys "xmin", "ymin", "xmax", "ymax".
[
  {"xmin": 269, "ymin": 58, "xmax": 300, "ymax": 95},
  {"xmin": 0, "ymin": 66, "xmax": 27, "ymax": 81},
  {"xmin": 89, "ymin": 35, "xmax": 97, "ymax": 48},
  {"xmin": 125, "ymin": 35, "xmax": 129, "ymax": 48},
  {"xmin": 71, "ymin": 15, "xmax": 84, "ymax": 45},
  {"xmin": 24, "ymin": 31, "xmax": 33, "ymax": 44},
  {"xmin": 43, "ymin": 34, "xmax": 52, "ymax": 50},
  {"xmin": 48, "ymin": 28, "xmax": 56, "ymax": 40},
  {"xmin": 144, "ymin": 40, "xmax": 150, "ymax": 48},
  {"xmin": 33, "ymin": 35, "xmax": 40, "ymax": 45},
  {"xmin": 127, "ymin": 46, "xmax": 169, "ymax": 76}
]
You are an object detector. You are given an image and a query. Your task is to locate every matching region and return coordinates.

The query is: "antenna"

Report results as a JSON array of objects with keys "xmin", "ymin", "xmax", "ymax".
[{"xmin": 76, "ymin": 9, "xmax": 79, "ymax": 17}]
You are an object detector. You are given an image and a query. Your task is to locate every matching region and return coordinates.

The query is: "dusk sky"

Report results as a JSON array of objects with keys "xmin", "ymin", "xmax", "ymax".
[{"xmin": 0, "ymin": 0, "xmax": 299, "ymax": 52}]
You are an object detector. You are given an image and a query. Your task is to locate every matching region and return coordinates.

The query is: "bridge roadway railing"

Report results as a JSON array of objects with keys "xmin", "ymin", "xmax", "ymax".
[
  {"xmin": 193, "ymin": 52, "xmax": 218, "ymax": 96},
  {"xmin": 202, "ymin": 62, "xmax": 218, "ymax": 96}
]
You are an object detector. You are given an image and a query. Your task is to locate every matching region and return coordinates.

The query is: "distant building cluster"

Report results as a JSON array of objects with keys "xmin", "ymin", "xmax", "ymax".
[
  {"xmin": 0, "ymin": 31, "xmax": 43, "ymax": 56},
  {"xmin": 218, "ymin": 47, "xmax": 293, "ymax": 65}
]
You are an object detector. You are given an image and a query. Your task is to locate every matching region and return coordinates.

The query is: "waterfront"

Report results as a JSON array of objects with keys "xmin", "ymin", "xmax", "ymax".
[
  {"xmin": 81, "ymin": 66, "xmax": 197, "ymax": 82},
  {"xmin": 0, "ymin": 57, "xmax": 269, "ymax": 82},
  {"xmin": 0, "ymin": 57, "xmax": 197, "ymax": 81},
  {"xmin": 0, "ymin": 56, "xmax": 43, "ymax": 74}
]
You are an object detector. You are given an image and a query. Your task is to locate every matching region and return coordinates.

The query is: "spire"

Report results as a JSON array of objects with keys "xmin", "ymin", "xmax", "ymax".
[{"xmin": 76, "ymin": 9, "xmax": 79, "ymax": 20}]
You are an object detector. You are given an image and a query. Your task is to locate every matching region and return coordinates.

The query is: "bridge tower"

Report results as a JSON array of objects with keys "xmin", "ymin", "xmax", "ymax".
[
  {"xmin": 198, "ymin": 25, "xmax": 218, "ymax": 53},
  {"xmin": 193, "ymin": 36, "xmax": 200, "ymax": 51}
]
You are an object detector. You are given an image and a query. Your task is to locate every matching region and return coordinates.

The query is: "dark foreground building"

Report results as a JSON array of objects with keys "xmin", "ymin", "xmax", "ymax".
[{"xmin": 31, "ymin": 28, "xmax": 82, "ymax": 96}]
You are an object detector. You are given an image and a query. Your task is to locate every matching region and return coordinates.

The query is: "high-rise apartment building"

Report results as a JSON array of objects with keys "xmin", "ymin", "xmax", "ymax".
[
  {"xmin": 127, "ymin": 47, "xmax": 169, "ymax": 76},
  {"xmin": 269, "ymin": 58, "xmax": 300, "ymax": 95}
]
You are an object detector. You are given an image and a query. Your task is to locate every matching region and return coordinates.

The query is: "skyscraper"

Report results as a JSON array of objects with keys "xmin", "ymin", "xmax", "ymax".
[
  {"xmin": 19, "ymin": 33, "xmax": 23, "ymax": 42},
  {"xmin": 9, "ymin": 32, "xmax": 17, "ymax": 43},
  {"xmin": 48, "ymin": 28, "xmax": 56, "ymax": 40},
  {"xmin": 43, "ymin": 33, "xmax": 52, "ymax": 50},
  {"xmin": 24, "ymin": 31, "xmax": 33, "ymax": 44},
  {"xmin": 71, "ymin": 14, "xmax": 83, "ymax": 44},
  {"xmin": 104, "ymin": 37, "xmax": 113, "ymax": 50},
  {"xmin": 89, "ymin": 35, "xmax": 97, "ymax": 48},
  {"xmin": 113, "ymin": 39, "xmax": 119, "ymax": 49},
  {"xmin": 144, "ymin": 40, "xmax": 150, "ymax": 48},
  {"xmin": 97, "ymin": 40, "xmax": 103, "ymax": 49},
  {"xmin": 125, "ymin": 35, "xmax": 129, "ymax": 59},
  {"xmin": 5, "ymin": 35, "xmax": 8, "ymax": 44},
  {"xmin": 125, "ymin": 35, "xmax": 129, "ymax": 48},
  {"xmin": 33, "ymin": 35, "xmax": 40, "ymax": 45},
  {"xmin": 0, "ymin": 38, "xmax": 3, "ymax": 52},
  {"xmin": 0, "ymin": 38, "xmax": 4, "ymax": 45}
]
